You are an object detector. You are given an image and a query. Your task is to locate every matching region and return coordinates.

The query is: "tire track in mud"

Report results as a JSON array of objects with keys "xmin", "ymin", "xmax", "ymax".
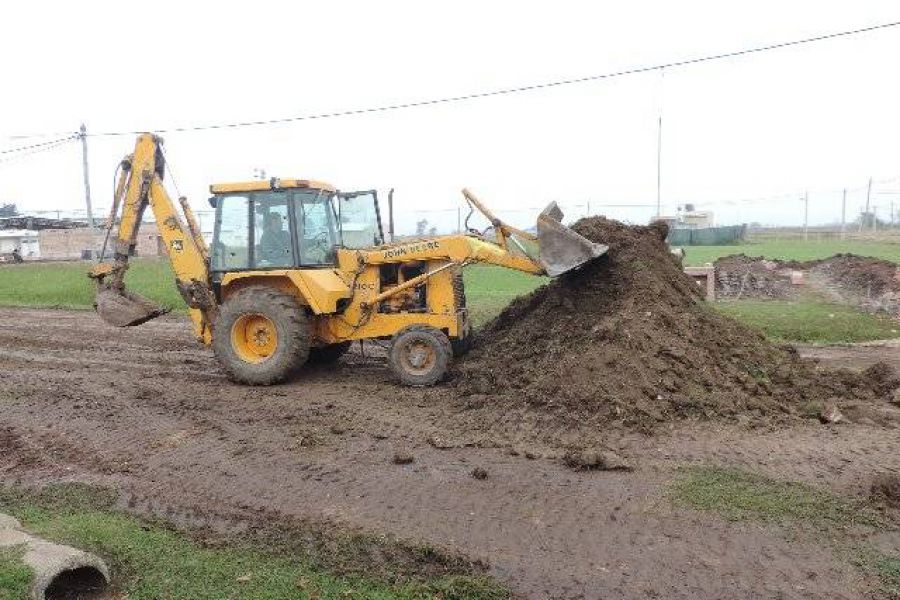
[{"xmin": 0, "ymin": 307, "xmax": 898, "ymax": 598}]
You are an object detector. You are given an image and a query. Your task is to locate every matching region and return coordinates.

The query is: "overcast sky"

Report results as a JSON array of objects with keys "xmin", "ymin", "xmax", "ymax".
[{"xmin": 1, "ymin": 1, "xmax": 899, "ymax": 233}]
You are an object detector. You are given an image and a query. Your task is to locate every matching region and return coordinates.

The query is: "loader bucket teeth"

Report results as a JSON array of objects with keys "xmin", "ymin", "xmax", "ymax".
[
  {"xmin": 537, "ymin": 202, "xmax": 608, "ymax": 277},
  {"xmin": 95, "ymin": 287, "xmax": 169, "ymax": 327}
]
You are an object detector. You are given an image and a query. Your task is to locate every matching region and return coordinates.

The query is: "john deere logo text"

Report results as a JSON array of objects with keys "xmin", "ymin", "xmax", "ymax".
[{"xmin": 382, "ymin": 240, "xmax": 440, "ymax": 259}]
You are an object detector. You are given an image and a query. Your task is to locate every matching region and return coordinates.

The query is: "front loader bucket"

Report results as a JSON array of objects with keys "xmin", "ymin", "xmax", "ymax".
[
  {"xmin": 536, "ymin": 202, "xmax": 608, "ymax": 276},
  {"xmin": 95, "ymin": 286, "xmax": 169, "ymax": 327}
]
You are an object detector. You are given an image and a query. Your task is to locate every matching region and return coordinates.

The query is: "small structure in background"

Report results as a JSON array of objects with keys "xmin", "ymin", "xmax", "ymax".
[
  {"xmin": 0, "ymin": 214, "xmax": 165, "ymax": 261},
  {"xmin": 40, "ymin": 223, "xmax": 164, "ymax": 260},
  {"xmin": 0, "ymin": 229, "xmax": 40, "ymax": 262},
  {"xmin": 655, "ymin": 205, "xmax": 747, "ymax": 246},
  {"xmin": 678, "ymin": 204, "xmax": 715, "ymax": 228}
]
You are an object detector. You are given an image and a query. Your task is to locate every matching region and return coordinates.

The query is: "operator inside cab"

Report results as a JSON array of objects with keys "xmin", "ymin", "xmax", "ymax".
[{"xmin": 257, "ymin": 212, "xmax": 291, "ymax": 265}]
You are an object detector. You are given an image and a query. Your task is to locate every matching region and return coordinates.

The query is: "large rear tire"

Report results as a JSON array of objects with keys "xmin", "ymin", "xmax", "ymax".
[
  {"xmin": 308, "ymin": 341, "xmax": 352, "ymax": 364},
  {"xmin": 212, "ymin": 286, "xmax": 310, "ymax": 385},
  {"xmin": 388, "ymin": 325, "xmax": 452, "ymax": 387}
]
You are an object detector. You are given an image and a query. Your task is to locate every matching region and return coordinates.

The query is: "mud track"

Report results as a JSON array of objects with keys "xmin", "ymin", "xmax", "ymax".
[{"xmin": 2, "ymin": 307, "xmax": 900, "ymax": 598}]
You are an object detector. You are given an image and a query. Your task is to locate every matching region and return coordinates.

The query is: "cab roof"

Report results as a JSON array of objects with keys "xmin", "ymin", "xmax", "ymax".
[{"xmin": 210, "ymin": 178, "xmax": 337, "ymax": 194}]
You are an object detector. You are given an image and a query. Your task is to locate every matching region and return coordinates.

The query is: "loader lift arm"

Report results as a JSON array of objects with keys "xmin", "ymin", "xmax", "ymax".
[{"xmin": 89, "ymin": 134, "xmax": 216, "ymax": 340}]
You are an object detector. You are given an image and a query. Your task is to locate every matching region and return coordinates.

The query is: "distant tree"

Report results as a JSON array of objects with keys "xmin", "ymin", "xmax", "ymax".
[
  {"xmin": 428, "ymin": 226, "xmax": 437, "ymax": 236},
  {"xmin": 415, "ymin": 219, "xmax": 428, "ymax": 236},
  {"xmin": 0, "ymin": 203, "xmax": 16, "ymax": 218},
  {"xmin": 855, "ymin": 211, "xmax": 887, "ymax": 229}
]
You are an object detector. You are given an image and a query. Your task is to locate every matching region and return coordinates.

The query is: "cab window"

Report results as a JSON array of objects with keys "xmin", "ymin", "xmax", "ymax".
[
  {"xmin": 252, "ymin": 194, "xmax": 294, "ymax": 268},
  {"xmin": 339, "ymin": 191, "xmax": 383, "ymax": 249},
  {"xmin": 295, "ymin": 189, "xmax": 339, "ymax": 265},
  {"xmin": 211, "ymin": 195, "xmax": 250, "ymax": 270}
]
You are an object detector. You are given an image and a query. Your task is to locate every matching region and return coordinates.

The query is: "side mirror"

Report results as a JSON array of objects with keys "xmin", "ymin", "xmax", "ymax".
[{"xmin": 207, "ymin": 196, "xmax": 218, "ymax": 209}]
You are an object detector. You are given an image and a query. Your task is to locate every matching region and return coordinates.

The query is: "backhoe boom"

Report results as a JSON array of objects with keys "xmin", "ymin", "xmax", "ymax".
[{"xmin": 90, "ymin": 134, "xmax": 215, "ymax": 340}]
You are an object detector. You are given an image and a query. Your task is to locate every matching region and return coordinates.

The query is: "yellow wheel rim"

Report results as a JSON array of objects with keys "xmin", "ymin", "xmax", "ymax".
[{"xmin": 231, "ymin": 314, "xmax": 278, "ymax": 363}]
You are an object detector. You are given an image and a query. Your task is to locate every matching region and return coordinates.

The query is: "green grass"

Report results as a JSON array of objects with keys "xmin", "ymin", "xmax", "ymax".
[
  {"xmin": 671, "ymin": 466, "xmax": 879, "ymax": 526},
  {"xmin": 714, "ymin": 299, "xmax": 900, "ymax": 344},
  {"xmin": 0, "ymin": 260, "xmax": 183, "ymax": 311},
  {"xmin": 0, "ymin": 546, "xmax": 30, "ymax": 600},
  {"xmin": 873, "ymin": 555, "xmax": 900, "ymax": 598},
  {"xmin": 680, "ymin": 239, "xmax": 900, "ymax": 266},
  {"xmin": 0, "ymin": 483, "xmax": 509, "ymax": 600},
  {"xmin": 463, "ymin": 264, "xmax": 545, "ymax": 326}
]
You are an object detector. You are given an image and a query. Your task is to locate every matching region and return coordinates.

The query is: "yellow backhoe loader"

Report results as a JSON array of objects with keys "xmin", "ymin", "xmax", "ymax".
[{"xmin": 90, "ymin": 134, "xmax": 607, "ymax": 385}]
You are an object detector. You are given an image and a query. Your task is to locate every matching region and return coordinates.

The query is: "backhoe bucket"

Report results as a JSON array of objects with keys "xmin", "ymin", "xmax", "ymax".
[
  {"xmin": 95, "ymin": 286, "xmax": 169, "ymax": 327},
  {"xmin": 536, "ymin": 202, "xmax": 608, "ymax": 276}
]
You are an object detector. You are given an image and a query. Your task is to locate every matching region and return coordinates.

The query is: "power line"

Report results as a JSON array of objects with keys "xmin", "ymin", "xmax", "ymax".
[
  {"xmin": 0, "ymin": 136, "xmax": 76, "ymax": 166},
  {"xmin": 0, "ymin": 135, "xmax": 78, "ymax": 156},
  {"xmin": 8, "ymin": 19, "xmax": 893, "ymax": 140}
]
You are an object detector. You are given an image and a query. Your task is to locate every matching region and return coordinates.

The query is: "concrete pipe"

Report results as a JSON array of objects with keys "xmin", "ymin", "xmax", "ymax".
[{"xmin": 0, "ymin": 513, "xmax": 110, "ymax": 599}]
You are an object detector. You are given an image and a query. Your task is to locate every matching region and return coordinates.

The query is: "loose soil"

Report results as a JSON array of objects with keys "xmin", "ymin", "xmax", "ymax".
[
  {"xmin": 456, "ymin": 219, "xmax": 897, "ymax": 433},
  {"xmin": 714, "ymin": 253, "xmax": 900, "ymax": 316},
  {"xmin": 2, "ymin": 307, "xmax": 900, "ymax": 598}
]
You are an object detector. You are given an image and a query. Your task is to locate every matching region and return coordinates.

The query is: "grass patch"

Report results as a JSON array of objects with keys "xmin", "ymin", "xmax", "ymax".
[
  {"xmin": 680, "ymin": 239, "xmax": 900, "ymax": 266},
  {"xmin": 714, "ymin": 299, "xmax": 900, "ymax": 344},
  {"xmin": 0, "ymin": 483, "xmax": 509, "ymax": 600},
  {"xmin": 0, "ymin": 260, "xmax": 183, "ymax": 312},
  {"xmin": 671, "ymin": 466, "xmax": 879, "ymax": 526},
  {"xmin": 0, "ymin": 546, "xmax": 30, "ymax": 600},
  {"xmin": 463, "ymin": 264, "xmax": 545, "ymax": 326},
  {"xmin": 874, "ymin": 555, "xmax": 900, "ymax": 598}
]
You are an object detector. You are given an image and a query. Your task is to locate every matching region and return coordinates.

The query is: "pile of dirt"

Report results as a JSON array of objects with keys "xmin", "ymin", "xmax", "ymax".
[
  {"xmin": 713, "ymin": 253, "xmax": 900, "ymax": 315},
  {"xmin": 713, "ymin": 254, "xmax": 797, "ymax": 300},
  {"xmin": 456, "ymin": 218, "xmax": 898, "ymax": 432},
  {"xmin": 811, "ymin": 254, "xmax": 900, "ymax": 316}
]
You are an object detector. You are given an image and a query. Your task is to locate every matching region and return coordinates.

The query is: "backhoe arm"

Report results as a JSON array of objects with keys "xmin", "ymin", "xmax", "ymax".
[
  {"xmin": 89, "ymin": 134, "xmax": 215, "ymax": 340},
  {"xmin": 359, "ymin": 188, "xmax": 607, "ymax": 277}
]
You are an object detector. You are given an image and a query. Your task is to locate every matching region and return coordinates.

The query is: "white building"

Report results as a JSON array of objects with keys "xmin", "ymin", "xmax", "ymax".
[{"xmin": 0, "ymin": 229, "xmax": 40, "ymax": 259}]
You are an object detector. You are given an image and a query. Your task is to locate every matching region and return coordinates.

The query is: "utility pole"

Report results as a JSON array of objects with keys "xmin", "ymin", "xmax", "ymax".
[
  {"xmin": 586, "ymin": 200, "xmax": 591, "ymax": 217},
  {"xmin": 79, "ymin": 124, "xmax": 94, "ymax": 228},
  {"xmin": 655, "ymin": 68, "xmax": 664, "ymax": 220},
  {"xmin": 656, "ymin": 114, "xmax": 662, "ymax": 219},
  {"xmin": 840, "ymin": 188, "xmax": 847, "ymax": 240},
  {"xmin": 802, "ymin": 191, "xmax": 809, "ymax": 241},
  {"xmin": 866, "ymin": 176, "xmax": 873, "ymax": 231}
]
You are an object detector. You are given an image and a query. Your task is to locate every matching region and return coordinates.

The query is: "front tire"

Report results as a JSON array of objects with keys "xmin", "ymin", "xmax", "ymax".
[
  {"xmin": 388, "ymin": 325, "xmax": 452, "ymax": 387},
  {"xmin": 212, "ymin": 286, "xmax": 310, "ymax": 385}
]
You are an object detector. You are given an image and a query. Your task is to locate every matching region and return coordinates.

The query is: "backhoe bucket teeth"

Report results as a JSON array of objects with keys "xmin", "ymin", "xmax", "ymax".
[
  {"xmin": 536, "ymin": 202, "xmax": 608, "ymax": 277},
  {"xmin": 95, "ymin": 287, "xmax": 169, "ymax": 327}
]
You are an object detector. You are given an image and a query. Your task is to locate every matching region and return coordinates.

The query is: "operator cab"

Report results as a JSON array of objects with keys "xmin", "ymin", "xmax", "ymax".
[{"xmin": 208, "ymin": 179, "xmax": 383, "ymax": 273}]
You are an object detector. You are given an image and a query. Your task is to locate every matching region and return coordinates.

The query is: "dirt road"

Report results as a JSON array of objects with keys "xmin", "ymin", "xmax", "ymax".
[{"xmin": 2, "ymin": 307, "xmax": 900, "ymax": 598}]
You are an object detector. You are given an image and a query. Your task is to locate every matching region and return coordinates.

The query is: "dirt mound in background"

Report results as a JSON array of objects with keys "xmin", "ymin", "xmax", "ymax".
[
  {"xmin": 714, "ymin": 253, "xmax": 900, "ymax": 315},
  {"xmin": 811, "ymin": 254, "xmax": 900, "ymax": 316},
  {"xmin": 714, "ymin": 254, "xmax": 797, "ymax": 300},
  {"xmin": 456, "ymin": 218, "xmax": 897, "ymax": 432}
]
